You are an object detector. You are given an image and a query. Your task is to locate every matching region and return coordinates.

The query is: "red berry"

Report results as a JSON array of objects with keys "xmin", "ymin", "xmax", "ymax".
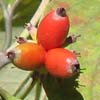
[
  {"xmin": 7, "ymin": 42, "xmax": 46, "ymax": 71},
  {"xmin": 45, "ymin": 48, "xmax": 80, "ymax": 78},
  {"xmin": 37, "ymin": 7, "xmax": 70, "ymax": 50}
]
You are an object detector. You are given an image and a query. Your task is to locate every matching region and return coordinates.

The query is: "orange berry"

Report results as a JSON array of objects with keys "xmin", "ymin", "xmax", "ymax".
[{"xmin": 7, "ymin": 42, "xmax": 46, "ymax": 71}]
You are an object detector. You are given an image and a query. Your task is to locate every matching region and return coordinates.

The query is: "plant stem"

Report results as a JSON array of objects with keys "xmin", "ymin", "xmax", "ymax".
[
  {"xmin": 9, "ymin": 0, "xmax": 22, "ymax": 15},
  {"xmin": 35, "ymin": 80, "xmax": 42, "ymax": 100},
  {"xmin": 30, "ymin": 0, "xmax": 50, "ymax": 25},
  {"xmin": 0, "ymin": 0, "xmax": 11, "ymax": 51},
  {"xmin": 14, "ymin": 72, "xmax": 35, "ymax": 99},
  {"xmin": 0, "ymin": 0, "xmax": 22, "ymax": 51},
  {"xmin": 3, "ymin": 13, "xmax": 13, "ymax": 51}
]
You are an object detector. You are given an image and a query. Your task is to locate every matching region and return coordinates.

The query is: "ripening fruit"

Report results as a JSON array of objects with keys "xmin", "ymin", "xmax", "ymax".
[
  {"xmin": 7, "ymin": 42, "xmax": 46, "ymax": 71},
  {"xmin": 45, "ymin": 48, "xmax": 80, "ymax": 78},
  {"xmin": 37, "ymin": 7, "xmax": 70, "ymax": 50}
]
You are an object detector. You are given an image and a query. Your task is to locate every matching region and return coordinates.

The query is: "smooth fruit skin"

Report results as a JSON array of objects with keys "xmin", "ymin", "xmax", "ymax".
[
  {"xmin": 45, "ymin": 48, "xmax": 80, "ymax": 78},
  {"xmin": 37, "ymin": 8, "xmax": 70, "ymax": 50},
  {"xmin": 7, "ymin": 43, "xmax": 46, "ymax": 71}
]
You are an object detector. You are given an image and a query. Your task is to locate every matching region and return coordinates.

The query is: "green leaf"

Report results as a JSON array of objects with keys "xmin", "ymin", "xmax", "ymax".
[{"xmin": 42, "ymin": 73, "xmax": 83, "ymax": 100}]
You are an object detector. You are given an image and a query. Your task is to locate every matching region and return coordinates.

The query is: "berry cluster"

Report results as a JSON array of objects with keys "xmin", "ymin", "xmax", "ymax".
[{"xmin": 6, "ymin": 7, "xmax": 80, "ymax": 78}]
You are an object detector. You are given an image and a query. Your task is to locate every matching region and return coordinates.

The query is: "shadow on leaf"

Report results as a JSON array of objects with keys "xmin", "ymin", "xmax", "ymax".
[{"xmin": 41, "ymin": 73, "xmax": 84, "ymax": 100}]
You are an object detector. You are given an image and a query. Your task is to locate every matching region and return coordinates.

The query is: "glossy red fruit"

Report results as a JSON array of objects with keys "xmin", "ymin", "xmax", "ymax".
[
  {"xmin": 45, "ymin": 48, "xmax": 80, "ymax": 78},
  {"xmin": 37, "ymin": 7, "xmax": 70, "ymax": 50},
  {"xmin": 7, "ymin": 42, "xmax": 46, "ymax": 71}
]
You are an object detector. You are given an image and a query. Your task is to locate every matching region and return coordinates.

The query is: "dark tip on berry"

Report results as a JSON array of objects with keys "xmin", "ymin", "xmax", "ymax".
[
  {"xmin": 15, "ymin": 36, "xmax": 27, "ymax": 44},
  {"xmin": 56, "ymin": 7, "xmax": 66, "ymax": 17},
  {"xmin": 25, "ymin": 23, "xmax": 33, "ymax": 31},
  {"xmin": 74, "ymin": 63, "xmax": 80, "ymax": 72},
  {"xmin": 7, "ymin": 51, "xmax": 15, "ymax": 61},
  {"xmin": 72, "ymin": 62, "xmax": 80, "ymax": 74}
]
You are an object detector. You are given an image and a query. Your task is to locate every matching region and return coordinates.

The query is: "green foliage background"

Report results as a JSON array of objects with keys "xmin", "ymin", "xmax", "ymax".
[{"xmin": 0, "ymin": 0, "xmax": 100, "ymax": 100}]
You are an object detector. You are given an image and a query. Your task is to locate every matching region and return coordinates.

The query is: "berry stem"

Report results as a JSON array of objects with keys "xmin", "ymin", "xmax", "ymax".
[
  {"xmin": 63, "ymin": 34, "xmax": 81, "ymax": 47},
  {"xmin": 14, "ymin": 72, "xmax": 36, "ymax": 99}
]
